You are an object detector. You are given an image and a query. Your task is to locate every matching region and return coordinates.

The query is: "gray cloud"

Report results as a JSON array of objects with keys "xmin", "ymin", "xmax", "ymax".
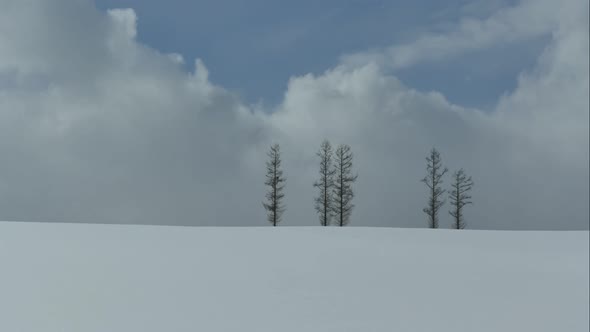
[{"xmin": 0, "ymin": 0, "xmax": 587, "ymax": 229}]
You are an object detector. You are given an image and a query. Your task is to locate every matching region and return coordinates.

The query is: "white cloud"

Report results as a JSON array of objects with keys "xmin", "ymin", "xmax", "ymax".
[
  {"xmin": 341, "ymin": 0, "xmax": 585, "ymax": 70},
  {"xmin": 0, "ymin": 0, "xmax": 587, "ymax": 229},
  {"xmin": 108, "ymin": 8, "xmax": 138, "ymax": 39},
  {"xmin": 166, "ymin": 53, "xmax": 185, "ymax": 65}
]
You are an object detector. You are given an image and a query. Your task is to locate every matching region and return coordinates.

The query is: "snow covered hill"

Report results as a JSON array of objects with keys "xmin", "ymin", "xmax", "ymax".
[{"xmin": 0, "ymin": 222, "xmax": 588, "ymax": 331}]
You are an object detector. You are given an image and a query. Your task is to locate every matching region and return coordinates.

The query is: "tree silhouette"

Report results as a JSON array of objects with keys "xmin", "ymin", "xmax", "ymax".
[
  {"xmin": 449, "ymin": 169, "xmax": 474, "ymax": 229},
  {"xmin": 421, "ymin": 148, "xmax": 448, "ymax": 228},
  {"xmin": 332, "ymin": 144, "xmax": 358, "ymax": 227},
  {"xmin": 314, "ymin": 140, "xmax": 336, "ymax": 226},
  {"xmin": 262, "ymin": 144, "xmax": 286, "ymax": 226}
]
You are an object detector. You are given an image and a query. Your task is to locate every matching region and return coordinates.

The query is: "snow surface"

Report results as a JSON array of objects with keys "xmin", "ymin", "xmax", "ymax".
[{"xmin": 0, "ymin": 222, "xmax": 588, "ymax": 332}]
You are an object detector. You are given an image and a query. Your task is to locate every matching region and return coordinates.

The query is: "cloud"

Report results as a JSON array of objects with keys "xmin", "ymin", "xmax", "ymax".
[
  {"xmin": 341, "ymin": 0, "xmax": 585, "ymax": 71},
  {"xmin": 0, "ymin": 0, "xmax": 587, "ymax": 229}
]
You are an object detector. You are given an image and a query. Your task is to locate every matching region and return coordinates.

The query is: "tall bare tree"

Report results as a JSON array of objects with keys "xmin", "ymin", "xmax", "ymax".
[
  {"xmin": 263, "ymin": 144, "xmax": 285, "ymax": 226},
  {"xmin": 421, "ymin": 148, "xmax": 448, "ymax": 228},
  {"xmin": 449, "ymin": 169, "xmax": 474, "ymax": 229},
  {"xmin": 332, "ymin": 144, "xmax": 358, "ymax": 227},
  {"xmin": 314, "ymin": 140, "xmax": 336, "ymax": 226}
]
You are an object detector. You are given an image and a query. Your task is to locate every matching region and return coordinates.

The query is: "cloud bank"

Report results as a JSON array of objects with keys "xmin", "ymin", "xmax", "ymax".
[{"xmin": 0, "ymin": 0, "xmax": 587, "ymax": 229}]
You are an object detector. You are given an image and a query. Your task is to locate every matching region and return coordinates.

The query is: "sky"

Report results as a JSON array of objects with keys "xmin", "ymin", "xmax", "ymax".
[
  {"xmin": 0, "ymin": 0, "xmax": 588, "ymax": 229},
  {"xmin": 94, "ymin": 0, "xmax": 538, "ymax": 110}
]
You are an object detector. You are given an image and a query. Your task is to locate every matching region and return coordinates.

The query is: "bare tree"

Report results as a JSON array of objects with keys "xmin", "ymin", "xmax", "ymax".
[
  {"xmin": 449, "ymin": 169, "xmax": 474, "ymax": 229},
  {"xmin": 332, "ymin": 144, "xmax": 358, "ymax": 227},
  {"xmin": 421, "ymin": 148, "xmax": 448, "ymax": 228},
  {"xmin": 314, "ymin": 140, "xmax": 336, "ymax": 226},
  {"xmin": 262, "ymin": 144, "xmax": 286, "ymax": 226}
]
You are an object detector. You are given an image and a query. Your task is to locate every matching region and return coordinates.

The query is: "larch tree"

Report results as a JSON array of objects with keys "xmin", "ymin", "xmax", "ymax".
[
  {"xmin": 449, "ymin": 168, "xmax": 474, "ymax": 229},
  {"xmin": 421, "ymin": 148, "xmax": 448, "ymax": 229},
  {"xmin": 332, "ymin": 144, "xmax": 358, "ymax": 227},
  {"xmin": 262, "ymin": 144, "xmax": 286, "ymax": 226},
  {"xmin": 313, "ymin": 140, "xmax": 336, "ymax": 226}
]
